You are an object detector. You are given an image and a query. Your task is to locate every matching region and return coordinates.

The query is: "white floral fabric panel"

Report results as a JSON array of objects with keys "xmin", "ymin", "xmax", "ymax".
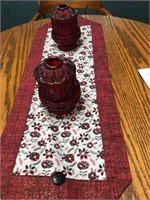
[{"xmin": 13, "ymin": 26, "xmax": 106, "ymax": 180}]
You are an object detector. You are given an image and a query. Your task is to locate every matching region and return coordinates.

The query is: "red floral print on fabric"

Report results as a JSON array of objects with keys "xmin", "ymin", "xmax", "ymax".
[{"xmin": 13, "ymin": 26, "xmax": 106, "ymax": 180}]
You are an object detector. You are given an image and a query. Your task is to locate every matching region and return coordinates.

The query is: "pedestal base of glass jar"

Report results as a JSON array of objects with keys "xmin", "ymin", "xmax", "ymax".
[
  {"xmin": 52, "ymin": 28, "xmax": 81, "ymax": 51},
  {"xmin": 57, "ymin": 42, "xmax": 78, "ymax": 51},
  {"xmin": 39, "ymin": 81, "xmax": 81, "ymax": 115},
  {"xmin": 48, "ymin": 103, "xmax": 77, "ymax": 115}
]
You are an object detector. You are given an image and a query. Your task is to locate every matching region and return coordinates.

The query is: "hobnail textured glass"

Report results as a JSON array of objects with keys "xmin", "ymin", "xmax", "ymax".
[
  {"xmin": 51, "ymin": 4, "xmax": 81, "ymax": 51},
  {"xmin": 34, "ymin": 56, "xmax": 81, "ymax": 115}
]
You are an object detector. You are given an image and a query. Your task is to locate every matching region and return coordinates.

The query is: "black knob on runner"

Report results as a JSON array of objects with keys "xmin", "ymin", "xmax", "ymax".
[{"xmin": 52, "ymin": 172, "xmax": 66, "ymax": 186}]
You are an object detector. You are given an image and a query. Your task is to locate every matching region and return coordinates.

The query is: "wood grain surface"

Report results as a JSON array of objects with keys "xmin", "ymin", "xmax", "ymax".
[{"xmin": 0, "ymin": 15, "xmax": 149, "ymax": 199}]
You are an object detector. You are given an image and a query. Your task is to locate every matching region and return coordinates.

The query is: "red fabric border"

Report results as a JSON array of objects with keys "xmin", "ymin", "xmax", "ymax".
[{"xmin": 1, "ymin": 17, "xmax": 131, "ymax": 199}]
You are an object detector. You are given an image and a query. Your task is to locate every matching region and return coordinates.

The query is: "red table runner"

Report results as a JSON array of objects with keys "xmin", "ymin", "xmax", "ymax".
[{"xmin": 1, "ymin": 17, "xmax": 131, "ymax": 199}]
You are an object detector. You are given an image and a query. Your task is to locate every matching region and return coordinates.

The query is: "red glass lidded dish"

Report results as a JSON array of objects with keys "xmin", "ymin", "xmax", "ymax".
[
  {"xmin": 51, "ymin": 4, "xmax": 81, "ymax": 51},
  {"xmin": 34, "ymin": 56, "xmax": 81, "ymax": 115}
]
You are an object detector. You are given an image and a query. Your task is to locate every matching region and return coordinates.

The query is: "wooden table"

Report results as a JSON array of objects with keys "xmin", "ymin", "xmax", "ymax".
[{"xmin": 0, "ymin": 15, "xmax": 149, "ymax": 199}]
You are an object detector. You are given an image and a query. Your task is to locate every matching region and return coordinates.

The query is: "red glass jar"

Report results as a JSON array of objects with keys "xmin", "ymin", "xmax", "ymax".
[
  {"xmin": 51, "ymin": 4, "xmax": 81, "ymax": 51},
  {"xmin": 34, "ymin": 56, "xmax": 81, "ymax": 115}
]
